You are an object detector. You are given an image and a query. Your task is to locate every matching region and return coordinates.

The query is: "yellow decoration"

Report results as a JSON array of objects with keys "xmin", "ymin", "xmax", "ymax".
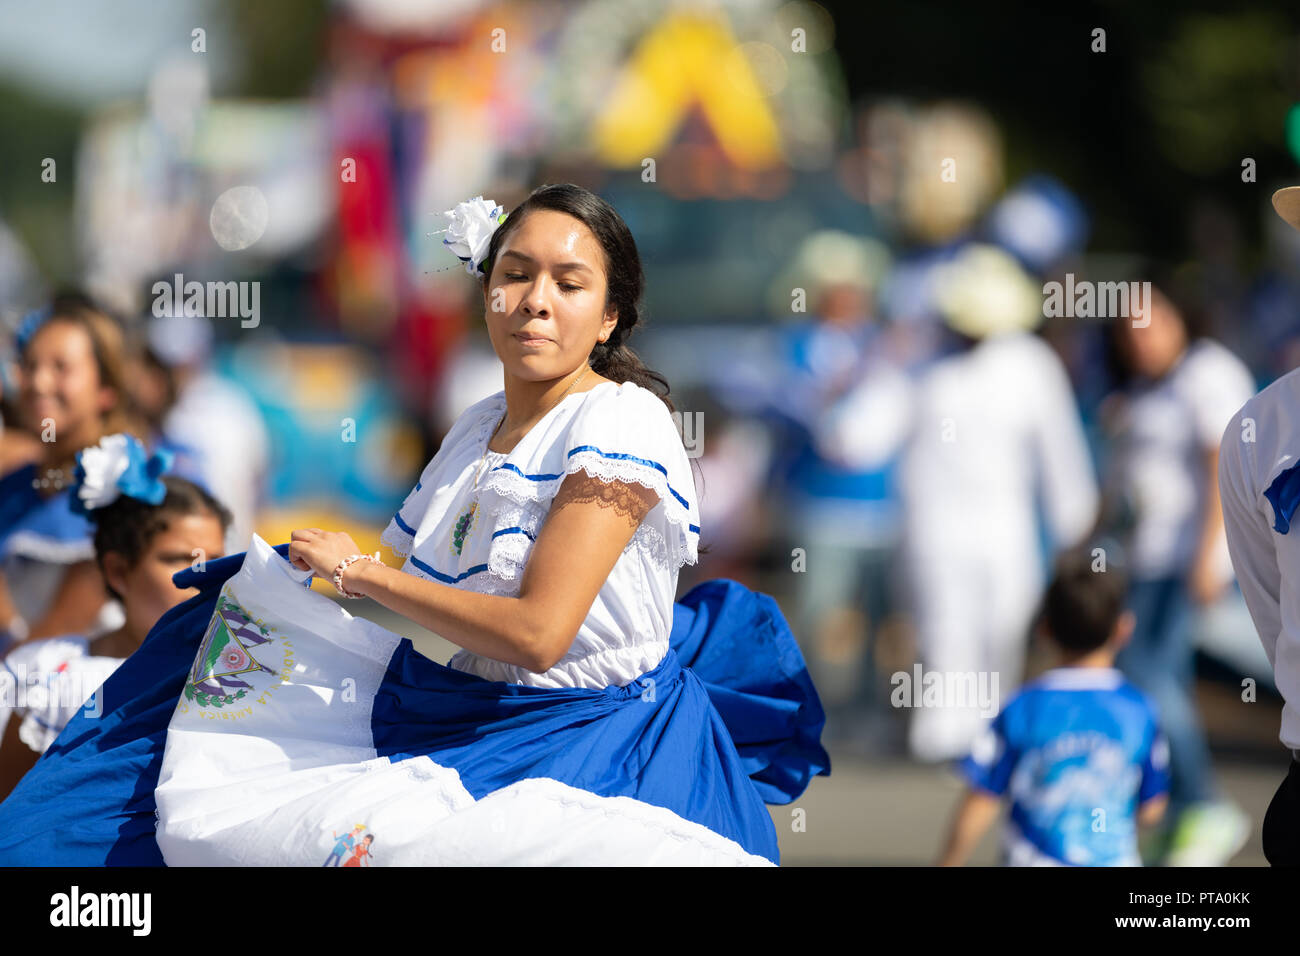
[{"xmin": 591, "ymin": 12, "xmax": 783, "ymax": 170}]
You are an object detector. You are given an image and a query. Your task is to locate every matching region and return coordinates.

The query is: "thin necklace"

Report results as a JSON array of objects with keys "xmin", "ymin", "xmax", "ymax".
[{"xmin": 450, "ymin": 365, "xmax": 590, "ymax": 557}]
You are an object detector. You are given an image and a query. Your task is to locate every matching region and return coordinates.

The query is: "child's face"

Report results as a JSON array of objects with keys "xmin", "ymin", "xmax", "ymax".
[
  {"xmin": 482, "ymin": 209, "xmax": 619, "ymax": 383},
  {"xmin": 18, "ymin": 320, "xmax": 114, "ymax": 442},
  {"xmin": 107, "ymin": 512, "xmax": 227, "ymax": 636}
]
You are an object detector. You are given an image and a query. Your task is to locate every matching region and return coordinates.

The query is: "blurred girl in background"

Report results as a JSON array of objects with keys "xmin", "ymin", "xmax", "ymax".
[
  {"xmin": 0, "ymin": 432, "xmax": 230, "ymax": 801},
  {"xmin": 0, "ymin": 294, "xmax": 144, "ymax": 652},
  {"xmin": 1098, "ymin": 269, "xmax": 1255, "ymax": 864}
]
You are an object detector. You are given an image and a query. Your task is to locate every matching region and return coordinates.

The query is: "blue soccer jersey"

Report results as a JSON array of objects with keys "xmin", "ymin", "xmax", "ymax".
[{"xmin": 958, "ymin": 667, "xmax": 1170, "ymax": 866}]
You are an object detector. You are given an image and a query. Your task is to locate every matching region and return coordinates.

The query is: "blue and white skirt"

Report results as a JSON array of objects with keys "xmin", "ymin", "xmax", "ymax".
[{"xmin": 0, "ymin": 536, "xmax": 829, "ymax": 866}]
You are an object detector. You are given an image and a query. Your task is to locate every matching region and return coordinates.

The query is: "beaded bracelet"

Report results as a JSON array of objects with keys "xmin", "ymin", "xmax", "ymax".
[{"xmin": 332, "ymin": 551, "xmax": 381, "ymax": 599}]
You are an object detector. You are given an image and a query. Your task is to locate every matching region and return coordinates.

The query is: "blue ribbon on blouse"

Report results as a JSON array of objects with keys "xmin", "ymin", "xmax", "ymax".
[{"xmin": 1264, "ymin": 459, "xmax": 1300, "ymax": 534}]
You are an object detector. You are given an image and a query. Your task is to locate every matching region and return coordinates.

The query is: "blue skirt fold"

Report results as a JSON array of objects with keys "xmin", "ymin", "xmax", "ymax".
[
  {"xmin": 374, "ymin": 644, "xmax": 779, "ymax": 861},
  {"xmin": 0, "ymin": 545, "xmax": 828, "ymax": 866}
]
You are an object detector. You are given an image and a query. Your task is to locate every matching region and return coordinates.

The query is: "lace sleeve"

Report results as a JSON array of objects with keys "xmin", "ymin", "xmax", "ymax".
[{"xmin": 561, "ymin": 384, "xmax": 701, "ymax": 571}]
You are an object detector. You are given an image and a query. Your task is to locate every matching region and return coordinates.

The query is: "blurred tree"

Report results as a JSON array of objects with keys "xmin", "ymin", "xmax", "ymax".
[
  {"xmin": 225, "ymin": 0, "xmax": 329, "ymax": 98},
  {"xmin": 822, "ymin": 0, "xmax": 1300, "ymax": 259},
  {"xmin": 1143, "ymin": 12, "xmax": 1294, "ymax": 176},
  {"xmin": 0, "ymin": 81, "xmax": 84, "ymax": 284}
]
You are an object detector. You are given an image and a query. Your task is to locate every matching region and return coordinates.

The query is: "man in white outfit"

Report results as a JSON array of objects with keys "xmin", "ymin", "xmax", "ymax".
[
  {"xmin": 898, "ymin": 245, "xmax": 1099, "ymax": 762},
  {"xmin": 1217, "ymin": 185, "xmax": 1300, "ymax": 864}
]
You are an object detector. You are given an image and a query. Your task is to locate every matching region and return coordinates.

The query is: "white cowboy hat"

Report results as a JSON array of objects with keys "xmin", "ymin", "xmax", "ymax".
[
  {"xmin": 770, "ymin": 230, "xmax": 892, "ymax": 318},
  {"xmin": 932, "ymin": 243, "xmax": 1042, "ymax": 339}
]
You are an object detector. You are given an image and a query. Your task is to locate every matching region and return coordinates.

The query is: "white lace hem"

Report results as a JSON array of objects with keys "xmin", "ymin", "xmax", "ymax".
[
  {"xmin": 380, "ymin": 516, "xmax": 413, "ymax": 558},
  {"xmin": 448, "ymin": 638, "xmax": 670, "ymax": 689},
  {"xmin": 2, "ymin": 532, "xmax": 96, "ymax": 564},
  {"xmin": 565, "ymin": 451, "xmax": 699, "ymax": 569}
]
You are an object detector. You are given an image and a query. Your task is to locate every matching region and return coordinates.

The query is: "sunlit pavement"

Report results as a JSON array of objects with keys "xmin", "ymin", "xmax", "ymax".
[
  {"xmin": 355, "ymin": 599, "xmax": 1281, "ymax": 867},
  {"xmin": 770, "ymin": 751, "xmax": 1279, "ymax": 866}
]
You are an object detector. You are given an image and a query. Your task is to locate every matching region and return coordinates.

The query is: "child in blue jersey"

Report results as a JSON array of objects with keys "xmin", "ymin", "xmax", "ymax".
[{"xmin": 937, "ymin": 548, "xmax": 1170, "ymax": 866}]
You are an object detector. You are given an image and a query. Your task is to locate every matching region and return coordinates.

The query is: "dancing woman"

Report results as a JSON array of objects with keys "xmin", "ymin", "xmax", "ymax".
[{"xmin": 0, "ymin": 184, "xmax": 829, "ymax": 866}]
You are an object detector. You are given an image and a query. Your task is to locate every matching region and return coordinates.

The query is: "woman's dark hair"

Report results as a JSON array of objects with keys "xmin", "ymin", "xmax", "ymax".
[
  {"xmin": 478, "ymin": 183, "xmax": 675, "ymax": 413},
  {"xmin": 479, "ymin": 183, "xmax": 711, "ymax": 557},
  {"xmin": 1101, "ymin": 260, "xmax": 1210, "ymax": 390},
  {"xmin": 92, "ymin": 475, "xmax": 233, "ymax": 603}
]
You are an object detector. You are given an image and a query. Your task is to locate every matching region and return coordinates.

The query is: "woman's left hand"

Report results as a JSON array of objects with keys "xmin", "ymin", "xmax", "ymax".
[{"xmin": 288, "ymin": 528, "xmax": 364, "ymax": 579}]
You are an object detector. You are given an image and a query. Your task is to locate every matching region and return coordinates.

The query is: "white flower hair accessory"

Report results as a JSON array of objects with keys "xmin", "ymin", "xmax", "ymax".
[
  {"xmin": 438, "ymin": 196, "xmax": 507, "ymax": 278},
  {"xmin": 69, "ymin": 433, "xmax": 173, "ymax": 518}
]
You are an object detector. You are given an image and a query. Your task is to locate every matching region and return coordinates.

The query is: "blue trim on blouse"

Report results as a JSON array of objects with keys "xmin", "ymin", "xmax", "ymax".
[
  {"xmin": 408, "ymin": 553, "xmax": 489, "ymax": 584},
  {"xmin": 491, "ymin": 445, "xmax": 701, "ymax": 533},
  {"xmin": 1265, "ymin": 460, "xmax": 1300, "ymax": 534},
  {"xmin": 28, "ymin": 712, "xmax": 60, "ymax": 732},
  {"xmin": 491, "ymin": 462, "xmax": 564, "ymax": 481},
  {"xmin": 404, "ymin": 528, "xmax": 539, "ymax": 585},
  {"xmin": 388, "ymin": 444, "xmax": 702, "ymax": 571}
]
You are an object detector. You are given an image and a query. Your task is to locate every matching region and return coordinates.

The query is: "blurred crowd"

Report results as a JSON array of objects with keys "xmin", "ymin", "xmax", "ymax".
[
  {"xmin": 0, "ymin": 295, "xmax": 266, "ymax": 646},
  {"xmin": 672, "ymin": 185, "xmax": 1292, "ymax": 864}
]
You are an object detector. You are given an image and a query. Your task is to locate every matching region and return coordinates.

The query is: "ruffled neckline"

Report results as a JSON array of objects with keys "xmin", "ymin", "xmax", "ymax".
[
  {"xmin": 383, "ymin": 377, "xmax": 698, "ymax": 588},
  {"xmin": 478, "ymin": 380, "xmax": 620, "ymax": 457}
]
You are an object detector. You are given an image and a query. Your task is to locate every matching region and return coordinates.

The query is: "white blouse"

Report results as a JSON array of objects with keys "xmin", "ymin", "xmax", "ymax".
[
  {"xmin": 1105, "ymin": 338, "xmax": 1255, "ymax": 580},
  {"xmin": 380, "ymin": 380, "xmax": 702, "ymax": 690},
  {"xmin": 0, "ymin": 635, "xmax": 124, "ymax": 753}
]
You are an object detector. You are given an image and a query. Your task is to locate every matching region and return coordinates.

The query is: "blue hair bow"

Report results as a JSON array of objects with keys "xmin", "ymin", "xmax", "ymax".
[
  {"xmin": 68, "ymin": 434, "xmax": 174, "ymax": 519},
  {"xmin": 14, "ymin": 304, "xmax": 53, "ymax": 352}
]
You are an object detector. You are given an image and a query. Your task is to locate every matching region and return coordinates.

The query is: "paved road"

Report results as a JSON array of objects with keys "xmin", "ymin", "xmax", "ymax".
[
  {"xmin": 350, "ymin": 595, "xmax": 1283, "ymax": 867},
  {"xmin": 769, "ymin": 751, "xmax": 1281, "ymax": 866}
]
